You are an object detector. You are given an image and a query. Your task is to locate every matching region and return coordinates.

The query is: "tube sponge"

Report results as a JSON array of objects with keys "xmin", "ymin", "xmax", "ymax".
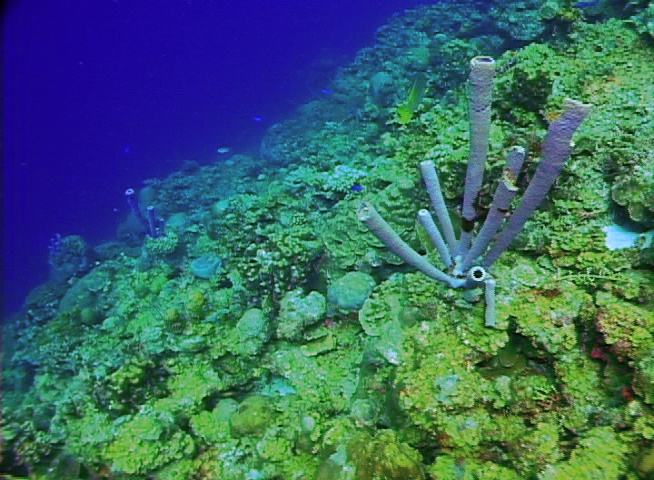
[
  {"xmin": 357, "ymin": 202, "xmax": 463, "ymax": 288},
  {"xmin": 483, "ymin": 99, "xmax": 592, "ymax": 267},
  {"xmin": 460, "ymin": 146, "xmax": 526, "ymax": 272},
  {"xmin": 420, "ymin": 160, "xmax": 458, "ymax": 255},
  {"xmin": 462, "ymin": 56, "xmax": 496, "ymax": 224}
]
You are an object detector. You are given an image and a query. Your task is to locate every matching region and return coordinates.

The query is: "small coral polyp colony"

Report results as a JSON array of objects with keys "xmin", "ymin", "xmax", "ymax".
[{"xmin": 2, "ymin": 3, "xmax": 654, "ymax": 480}]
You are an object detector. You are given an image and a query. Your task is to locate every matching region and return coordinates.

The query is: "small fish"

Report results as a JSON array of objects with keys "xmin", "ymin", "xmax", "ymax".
[
  {"xmin": 574, "ymin": 1, "xmax": 600, "ymax": 7},
  {"xmin": 216, "ymin": 146, "xmax": 230, "ymax": 154},
  {"xmin": 320, "ymin": 88, "xmax": 333, "ymax": 95},
  {"xmin": 252, "ymin": 116, "xmax": 263, "ymax": 122},
  {"xmin": 351, "ymin": 185, "xmax": 364, "ymax": 192},
  {"xmin": 501, "ymin": 168, "xmax": 519, "ymax": 192}
]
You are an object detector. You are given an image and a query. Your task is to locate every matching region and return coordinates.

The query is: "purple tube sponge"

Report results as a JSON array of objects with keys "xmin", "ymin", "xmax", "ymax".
[
  {"xmin": 358, "ymin": 202, "xmax": 463, "ymax": 288},
  {"xmin": 483, "ymin": 99, "xmax": 591, "ymax": 267},
  {"xmin": 459, "ymin": 56, "xmax": 496, "ymax": 257},
  {"xmin": 147, "ymin": 205, "xmax": 165, "ymax": 238},
  {"xmin": 420, "ymin": 160, "xmax": 458, "ymax": 257},
  {"xmin": 460, "ymin": 146, "xmax": 526, "ymax": 272},
  {"xmin": 125, "ymin": 188, "xmax": 150, "ymax": 235},
  {"xmin": 358, "ymin": 56, "xmax": 591, "ymax": 328},
  {"xmin": 417, "ymin": 209, "xmax": 453, "ymax": 269}
]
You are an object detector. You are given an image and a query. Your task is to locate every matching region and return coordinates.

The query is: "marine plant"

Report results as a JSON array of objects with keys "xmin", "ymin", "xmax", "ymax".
[{"xmin": 359, "ymin": 56, "xmax": 591, "ymax": 326}]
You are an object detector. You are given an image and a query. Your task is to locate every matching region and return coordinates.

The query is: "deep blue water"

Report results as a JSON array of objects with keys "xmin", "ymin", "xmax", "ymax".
[{"xmin": 3, "ymin": 0, "xmax": 430, "ymax": 315}]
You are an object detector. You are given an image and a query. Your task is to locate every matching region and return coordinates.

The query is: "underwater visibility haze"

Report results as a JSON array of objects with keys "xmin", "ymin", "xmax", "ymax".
[
  {"xmin": 3, "ymin": 0, "xmax": 427, "ymax": 314},
  {"xmin": 2, "ymin": 0, "xmax": 654, "ymax": 478}
]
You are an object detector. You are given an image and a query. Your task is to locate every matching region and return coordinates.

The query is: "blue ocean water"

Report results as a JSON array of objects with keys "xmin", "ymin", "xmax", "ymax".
[{"xmin": 3, "ymin": 0, "xmax": 428, "ymax": 314}]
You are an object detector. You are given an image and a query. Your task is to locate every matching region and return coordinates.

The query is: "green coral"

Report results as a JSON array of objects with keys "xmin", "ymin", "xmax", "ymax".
[
  {"xmin": 594, "ymin": 291, "xmax": 654, "ymax": 361},
  {"xmin": 631, "ymin": 4, "xmax": 654, "ymax": 38},
  {"xmin": 277, "ymin": 289, "xmax": 327, "ymax": 340},
  {"xmin": 504, "ymin": 280, "xmax": 589, "ymax": 355},
  {"xmin": 230, "ymin": 308, "xmax": 270, "ymax": 356},
  {"xmin": 428, "ymin": 456, "xmax": 522, "ymax": 480},
  {"xmin": 512, "ymin": 422, "xmax": 562, "ymax": 477},
  {"xmin": 229, "ymin": 395, "xmax": 274, "ymax": 438},
  {"xmin": 612, "ymin": 155, "xmax": 654, "ymax": 227},
  {"xmin": 164, "ymin": 360, "xmax": 225, "ymax": 409},
  {"xmin": 142, "ymin": 231, "xmax": 179, "ymax": 260},
  {"xmin": 494, "ymin": 44, "xmax": 556, "ymax": 126},
  {"xmin": 328, "ymin": 271, "xmax": 377, "ymax": 312},
  {"xmin": 105, "ymin": 410, "xmax": 195, "ymax": 475},
  {"xmin": 636, "ymin": 353, "xmax": 654, "ymax": 405},
  {"xmin": 490, "ymin": 0, "xmax": 550, "ymax": 41},
  {"xmin": 538, "ymin": 427, "xmax": 630, "ymax": 480},
  {"xmin": 347, "ymin": 430, "xmax": 425, "ymax": 480},
  {"xmin": 189, "ymin": 399, "xmax": 237, "ymax": 444}
]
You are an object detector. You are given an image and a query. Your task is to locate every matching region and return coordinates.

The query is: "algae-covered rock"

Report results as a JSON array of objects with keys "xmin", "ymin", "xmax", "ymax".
[
  {"xmin": 373, "ymin": 319, "xmax": 404, "ymax": 365},
  {"xmin": 538, "ymin": 426, "xmax": 629, "ymax": 480},
  {"xmin": 48, "ymin": 234, "xmax": 90, "ymax": 282},
  {"xmin": 634, "ymin": 445, "xmax": 654, "ymax": 479},
  {"xmin": 58, "ymin": 268, "xmax": 111, "ymax": 321},
  {"xmin": 190, "ymin": 254, "xmax": 222, "ymax": 279},
  {"xmin": 229, "ymin": 395, "xmax": 274, "ymax": 438},
  {"xmin": 232, "ymin": 308, "xmax": 269, "ymax": 356},
  {"xmin": 189, "ymin": 399, "xmax": 237, "ymax": 444},
  {"xmin": 328, "ymin": 271, "xmax": 376, "ymax": 312},
  {"xmin": 612, "ymin": 158, "xmax": 654, "ymax": 228},
  {"xmin": 428, "ymin": 455, "xmax": 522, "ymax": 479},
  {"xmin": 143, "ymin": 231, "xmax": 179, "ymax": 260},
  {"xmin": 300, "ymin": 332, "xmax": 336, "ymax": 357},
  {"xmin": 636, "ymin": 353, "xmax": 654, "ymax": 405},
  {"xmin": 277, "ymin": 289, "xmax": 327, "ymax": 340},
  {"xmin": 316, "ymin": 429, "xmax": 425, "ymax": 480},
  {"xmin": 594, "ymin": 291, "xmax": 654, "ymax": 361},
  {"xmin": 315, "ymin": 447, "xmax": 354, "ymax": 480},
  {"xmin": 105, "ymin": 411, "xmax": 195, "ymax": 475},
  {"xmin": 359, "ymin": 287, "xmax": 403, "ymax": 337},
  {"xmin": 632, "ymin": 4, "xmax": 654, "ymax": 39},
  {"xmin": 347, "ymin": 430, "xmax": 424, "ymax": 480}
]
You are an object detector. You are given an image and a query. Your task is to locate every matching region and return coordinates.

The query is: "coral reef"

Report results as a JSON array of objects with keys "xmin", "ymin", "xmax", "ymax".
[{"xmin": 3, "ymin": 2, "xmax": 654, "ymax": 479}]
